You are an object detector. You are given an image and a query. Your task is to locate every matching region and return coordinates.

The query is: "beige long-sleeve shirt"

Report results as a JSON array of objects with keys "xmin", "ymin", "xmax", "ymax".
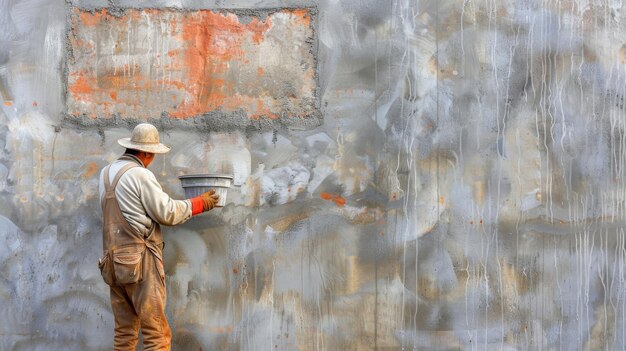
[{"xmin": 98, "ymin": 154, "xmax": 192, "ymax": 237}]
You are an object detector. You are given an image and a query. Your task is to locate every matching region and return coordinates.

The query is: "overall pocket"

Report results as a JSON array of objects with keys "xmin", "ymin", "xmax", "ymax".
[
  {"xmin": 98, "ymin": 252, "xmax": 115, "ymax": 287},
  {"xmin": 112, "ymin": 247, "xmax": 145, "ymax": 285}
]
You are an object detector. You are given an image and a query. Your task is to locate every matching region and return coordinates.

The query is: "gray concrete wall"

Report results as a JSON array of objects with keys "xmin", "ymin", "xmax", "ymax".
[{"xmin": 1, "ymin": 0, "xmax": 626, "ymax": 349}]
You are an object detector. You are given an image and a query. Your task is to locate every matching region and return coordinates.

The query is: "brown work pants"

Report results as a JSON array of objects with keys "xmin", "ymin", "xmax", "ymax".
[{"xmin": 109, "ymin": 251, "xmax": 171, "ymax": 351}]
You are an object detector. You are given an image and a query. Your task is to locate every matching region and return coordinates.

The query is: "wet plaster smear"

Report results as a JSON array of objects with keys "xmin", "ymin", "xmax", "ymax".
[{"xmin": 2, "ymin": 0, "xmax": 626, "ymax": 349}]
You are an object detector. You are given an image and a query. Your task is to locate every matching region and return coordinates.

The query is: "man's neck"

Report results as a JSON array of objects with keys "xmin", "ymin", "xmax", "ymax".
[{"xmin": 120, "ymin": 153, "xmax": 146, "ymax": 168}]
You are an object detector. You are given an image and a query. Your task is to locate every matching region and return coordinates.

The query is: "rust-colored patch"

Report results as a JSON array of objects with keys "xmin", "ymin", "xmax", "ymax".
[
  {"xmin": 3, "ymin": 101, "xmax": 13, "ymax": 107},
  {"xmin": 291, "ymin": 9, "xmax": 312, "ymax": 27},
  {"xmin": 320, "ymin": 192, "xmax": 346, "ymax": 207},
  {"xmin": 170, "ymin": 11, "xmax": 272, "ymax": 118},
  {"xmin": 83, "ymin": 162, "xmax": 99, "ymax": 180},
  {"xmin": 333, "ymin": 197, "xmax": 346, "ymax": 207},
  {"xmin": 77, "ymin": 8, "xmax": 108, "ymax": 27},
  {"xmin": 68, "ymin": 74, "xmax": 93, "ymax": 95},
  {"xmin": 320, "ymin": 192, "xmax": 333, "ymax": 200},
  {"xmin": 247, "ymin": 17, "xmax": 272, "ymax": 44}
]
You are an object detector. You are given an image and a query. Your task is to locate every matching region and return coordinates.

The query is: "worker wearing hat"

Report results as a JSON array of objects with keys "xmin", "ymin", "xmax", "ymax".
[{"xmin": 98, "ymin": 123, "xmax": 218, "ymax": 350}]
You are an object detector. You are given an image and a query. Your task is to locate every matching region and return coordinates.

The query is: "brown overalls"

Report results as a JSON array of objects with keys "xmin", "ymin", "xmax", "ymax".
[{"xmin": 98, "ymin": 162, "xmax": 172, "ymax": 351}]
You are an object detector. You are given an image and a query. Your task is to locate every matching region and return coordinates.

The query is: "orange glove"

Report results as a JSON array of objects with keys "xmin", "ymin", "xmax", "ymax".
[{"xmin": 190, "ymin": 189, "xmax": 220, "ymax": 215}]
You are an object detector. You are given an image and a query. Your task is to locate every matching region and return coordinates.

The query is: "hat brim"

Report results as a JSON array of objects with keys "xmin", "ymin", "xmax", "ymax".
[{"xmin": 118, "ymin": 138, "xmax": 171, "ymax": 154}]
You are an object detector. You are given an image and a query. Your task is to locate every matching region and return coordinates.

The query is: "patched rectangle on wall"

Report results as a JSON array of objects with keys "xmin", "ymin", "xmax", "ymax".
[{"xmin": 66, "ymin": 8, "xmax": 318, "ymax": 127}]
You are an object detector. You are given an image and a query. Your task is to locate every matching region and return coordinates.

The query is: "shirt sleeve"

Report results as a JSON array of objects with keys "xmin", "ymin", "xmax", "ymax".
[{"xmin": 137, "ymin": 169, "xmax": 193, "ymax": 226}]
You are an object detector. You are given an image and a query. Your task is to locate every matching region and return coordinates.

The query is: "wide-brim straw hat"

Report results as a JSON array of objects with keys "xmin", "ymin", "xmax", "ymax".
[{"xmin": 118, "ymin": 123, "xmax": 170, "ymax": 154}]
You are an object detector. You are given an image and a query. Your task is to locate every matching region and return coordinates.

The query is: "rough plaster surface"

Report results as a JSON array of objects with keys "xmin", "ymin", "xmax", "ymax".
[
  {"xmin": 2, "ymin": 0, "xmax": 626, "ymax": 350},
  {"xmin": 66, "ymin": 7, "xmax": 319, "ymax": 126}
]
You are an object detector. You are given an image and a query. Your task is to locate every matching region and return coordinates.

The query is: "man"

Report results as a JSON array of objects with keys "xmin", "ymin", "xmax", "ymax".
[{"xmin": 97, "ymin": 123, "xmax": 219, "ymax": 350}]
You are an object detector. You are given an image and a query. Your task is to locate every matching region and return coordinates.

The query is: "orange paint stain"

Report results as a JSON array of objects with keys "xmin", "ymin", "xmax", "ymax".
[
  {"xmin": 156, "ymin": 80, "xmax": 188, "ymax": 90},
  {"xmin": 3, "ymin": 101, "xmax": 13, "ymax": 107},
  {"xmin": 98, "ymin": 73, "xmax": 147, "ymax": 90},
  {"xmin": 246, "ymin": 17, "xmax": 272, "ymax": 44},
  {"xmin": 320, "ymin": 192, "xmax": 333, "ymax": 200},
  {"xmin": 291, "ymin": 9, "xmax": 312, "ymax": 26},
  {"xmin": 320, "ymin": 192, "xmax": 346, "ymax": 207},
  {"xmin": 109, "ymin": 92, "xmax": 117, "ymax": 100},
  {"xmin": 170, "ymin": 10, "xmax": 250, "ymax": 118},
  {"xmin": 257, "ymin": 67, "xmax": 264, "ymax": 77},
  {"xmin": 83, "ymin": 162, "xmax": 99, "ymax": 180},
  {"xmin": 77, "ymin": 8, "xmax": 110, "ymax": 27},
  {"xmin": 68, "ymin": 74, "xmax": 94, "ymax": 95},
  {"xmin": 333, "ymin": 197, "xmax": 346, "ymax": 207},
  {"xmin": 255, "ymin": 100, "xmax": 265, "ymax": 114}
]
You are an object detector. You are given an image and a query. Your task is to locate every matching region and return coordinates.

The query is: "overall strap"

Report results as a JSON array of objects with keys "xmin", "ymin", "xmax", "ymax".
[
  {"xmin": 101, "ymin": 164, "xmax": 112, "ymax": 210},
  {"xmin": 103, "ymin": 164, "xmax": 112, "ymax": 192},
  {"xmin": 106, "ymin": 163, "xmax": 140, "ymax": 192}
]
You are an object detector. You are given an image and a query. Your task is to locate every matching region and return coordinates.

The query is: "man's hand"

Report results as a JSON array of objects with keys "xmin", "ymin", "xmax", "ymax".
[{"xmin": 199, "ymin": 189, "xmax": 220, "ymax": 211}]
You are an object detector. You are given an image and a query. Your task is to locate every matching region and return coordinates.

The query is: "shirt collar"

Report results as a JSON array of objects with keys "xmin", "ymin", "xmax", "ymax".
[{"xmin": 119, "ymin": 154, "xmax": 146, "ymax": 168}]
